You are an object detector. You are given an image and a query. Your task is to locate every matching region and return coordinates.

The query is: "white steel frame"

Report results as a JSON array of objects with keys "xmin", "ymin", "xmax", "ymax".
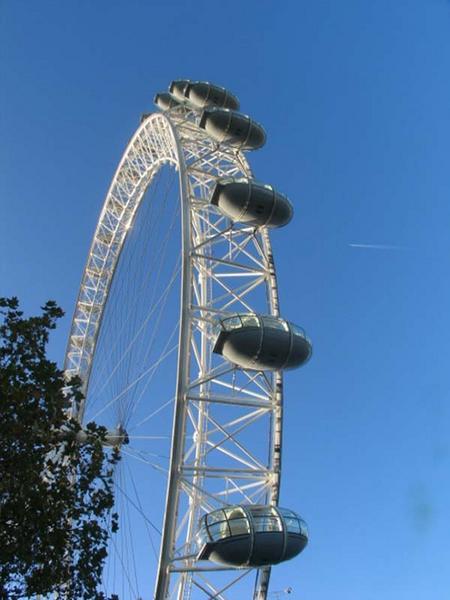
[{"xmin": 64, "ymin": 104, "xmax": 284, "ymax": 600}]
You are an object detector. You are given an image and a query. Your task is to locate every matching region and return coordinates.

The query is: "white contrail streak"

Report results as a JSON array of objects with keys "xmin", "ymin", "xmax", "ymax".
[{"xmin": 349, "ymin": 243, "xmax": 406, "ymax": 250}]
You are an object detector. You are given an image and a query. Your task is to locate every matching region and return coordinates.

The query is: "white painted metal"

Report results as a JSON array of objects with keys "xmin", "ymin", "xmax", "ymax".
[{"xmin": 64, "ymin": 102, "xmax": 284, "ymax": 599}]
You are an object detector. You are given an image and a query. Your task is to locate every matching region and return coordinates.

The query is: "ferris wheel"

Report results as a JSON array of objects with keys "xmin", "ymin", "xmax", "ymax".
[{"xmin": 64, "ymin": 80, "xmax": 312, "ymax": 600}]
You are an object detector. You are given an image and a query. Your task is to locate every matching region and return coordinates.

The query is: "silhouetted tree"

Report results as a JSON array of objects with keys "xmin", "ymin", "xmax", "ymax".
[{"xmin": 0, "ymin": 297, "xmax": 119, "ymax": 599}]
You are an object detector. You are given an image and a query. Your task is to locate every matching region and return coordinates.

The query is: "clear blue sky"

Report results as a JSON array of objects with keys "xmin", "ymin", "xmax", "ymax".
[{"xmin": 2, "ymin": 1, "xmax": 450, "ymax": 598}]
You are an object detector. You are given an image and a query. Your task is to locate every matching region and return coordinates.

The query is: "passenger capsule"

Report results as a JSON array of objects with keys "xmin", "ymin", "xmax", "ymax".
[
  {"xmin": 213, "ymin": 314, "xmax": 312, "ymax": 371},
  {"xmin": 199, "ymin": 108, "xmax": 266, "ymax": 150},
  {"xmin": 185, "ymin": 81, "xmax": 240, "ymax": 110},
  {"xmin": 154, "ymin": 92, "xmax": 182, "ymax": 111},
  {"xmin": 211, "ymin": 178, "xmax": 293, "ymax": 227},
  {"xmin": 196, "ymin": 505, "xmax": 308, "ymax": 567},
  {"xmin": 169, "ymin": 79, "xmax": 191, "ymax": 100}
]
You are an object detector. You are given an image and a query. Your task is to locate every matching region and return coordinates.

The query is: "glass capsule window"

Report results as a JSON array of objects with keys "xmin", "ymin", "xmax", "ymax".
[
  {"xmin": 197, "ymin": 506, "xmax": 308, "ymax": 549},
  {"xmin": 224, "ymin": 506, "xmax": 246, "ymax": 519},
  {"xmin": 219, "ymin": 314, "xmax": 309, "ymax": 336},
  {"xmin": 221, "ymin": 316, "xmax": 242, "ymax": 331},
  {"xmin": 249, "ymin": 506, "xmax": 282, "ymax": 533},
  {"xmin": 261, "ymin": 316, "xmax": 289, "ymax": 331},
  {"xmin": 228, "ymin": 518, "xmax": 249, "ymax": 536},
  {"xmin": 298, "ymin": 518, "xmax": 308, "ymax": 537},
  {"xmin": 278, "ymin": 508, "xmax": 296, "ymax": 517},
  {"xmin": 253, "ymin": 515, "xmax": 282, "ymax": 533},
  {"xmin": 277, "ymin": 508, "xmax": 308, "ymax": 537},
  {"xmin": 221, "ymin": 314, "xmax": 262, "ymax": 331},
  {"xmin": 240, "ymin": 314, "xmax": 259, "ymax": 327},
  {"xmin": 206, "ymin": 509, "xmax": 227, "ymax": 525},
  {"xmin": 198, "ymin": 507, "xmax": 251, "ymax": 543},
  {"xmin": 225, "ymin": 508, "xmax": 250, "ymax": 536},
  {"xmin": 291, "ymin": 324, "xmax": 307, "ymax": 339},
  {"xmin": 208, "ymin": 521, "xmax": 230, "ymax": 541},
  {"xmin": 196, "ymin": 520, "xmax": 210, "ymax": 546},
  {"xmin": 284, "ymin": 517, "xmax": 301, "ymax": 534},
  {"xmin": 218, "ymin": 176, "xmax": 236, "ymax": 186}
]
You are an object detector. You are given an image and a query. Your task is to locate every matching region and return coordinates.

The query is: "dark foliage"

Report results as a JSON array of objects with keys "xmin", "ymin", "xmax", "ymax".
[{"xmin": 0, "ymin": 298, "xmax": 119, "ymax": 599}]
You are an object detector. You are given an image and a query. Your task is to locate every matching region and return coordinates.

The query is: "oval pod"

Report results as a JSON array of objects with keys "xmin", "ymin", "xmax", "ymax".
[
  {"xmin": 154, "ymin": 92, "xmax": 182, "ymax": 111},
  {"xmin": 186, "ymin": 81, "xmax": 240, "ymax": 110},
  {"xmin": 196, "ymin": 505, "xmax": 308, "ymax": 567},
  {"xmin": 199, "ymin": 108, "xmax": 266, "ymax": 150},
  {"xmin": 169, "ymin": 79, "xmax": 191, "ymax": 100},
  {"xmin": 213, "ymin": 314, "xmax": 312, "ymax": 371},
  {"xmin": 211, "ymin": 178, "xmax": 293, "ymax": 228}
]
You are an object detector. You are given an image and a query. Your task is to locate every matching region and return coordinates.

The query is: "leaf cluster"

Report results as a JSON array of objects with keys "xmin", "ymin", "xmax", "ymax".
[{"xmin": 0, "ymin": 298, "xmax": 120, "ymax": 599}]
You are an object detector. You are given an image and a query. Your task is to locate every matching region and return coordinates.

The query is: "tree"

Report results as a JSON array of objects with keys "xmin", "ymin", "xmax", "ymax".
[{"xmin": 0, "ymin": 297, "xmax": 120, "ymax": 599}]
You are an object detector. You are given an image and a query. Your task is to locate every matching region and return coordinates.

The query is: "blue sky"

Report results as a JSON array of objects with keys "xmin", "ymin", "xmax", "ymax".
[{"xmin": 2, "ymin": 1, "xmax": 450, "ymax": 598}]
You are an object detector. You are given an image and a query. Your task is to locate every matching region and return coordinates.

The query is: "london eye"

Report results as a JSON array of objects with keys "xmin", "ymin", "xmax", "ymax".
[{"xmin": 64, "ymin": 80, "xmax": 311, "ymax": 599}]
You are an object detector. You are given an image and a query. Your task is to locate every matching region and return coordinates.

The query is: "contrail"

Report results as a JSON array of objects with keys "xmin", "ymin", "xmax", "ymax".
[{"xmin": 349, "ymin": 243, "xmax": 406, "ymax": 250}]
